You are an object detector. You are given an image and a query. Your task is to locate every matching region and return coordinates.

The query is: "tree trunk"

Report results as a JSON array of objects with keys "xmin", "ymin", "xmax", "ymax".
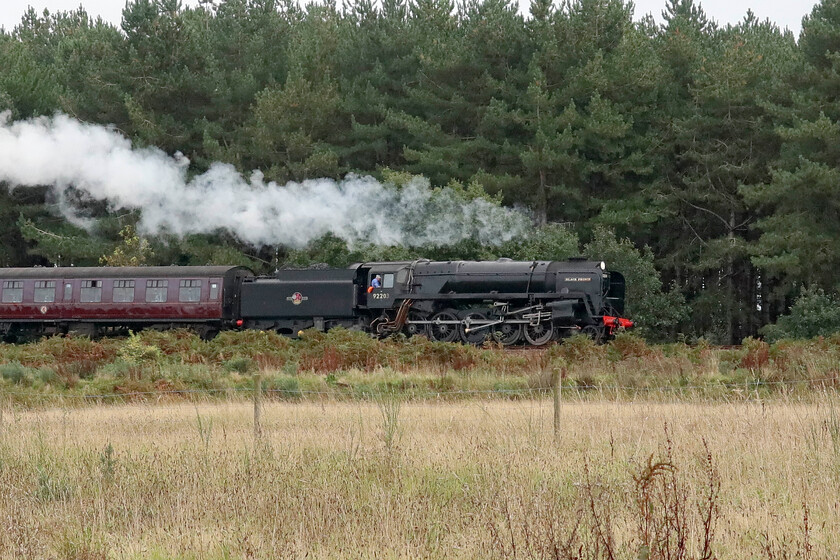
[
  {"xmin": 536, "ymin": 168, "xmax": 548, "ymax": 226},
  {"xmin": 725, "ymin": 210, "xmax": 735, "ymax": 344}
]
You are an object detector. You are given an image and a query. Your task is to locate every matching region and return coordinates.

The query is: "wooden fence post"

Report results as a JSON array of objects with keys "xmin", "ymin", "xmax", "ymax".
[{"xmin": 553, "ymin": 365, "xmax": 563, "ymax": 441}]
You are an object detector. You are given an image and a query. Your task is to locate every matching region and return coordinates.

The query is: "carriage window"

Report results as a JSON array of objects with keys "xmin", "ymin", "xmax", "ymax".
[
  {"xmin": 2, "ymin": 281, "xmax": 23, "ymax": 303},
  {"xmin": 34, "ymin": 280, "xmax": 56, "ymax": 303},
  {"xmin": 64, "ymin": 283, "xmax": 72, "ymax": 301},
  {"xmin": 113, "ymin": 280, "xmax": 135, "ymax": 303},
  {"xmin": 80, "ymin": 280, "xmax": 102, "ymax": 303},
  {"xmin": 209, "ymin": 282, "xmax": 219, "ymax": 300},
  {"xmin": 146, "ymin": 280, "xmax": 168, "ymax": 303},
  {"xmin": 179, "ymin": 279, "xmax": 202, "ymax": 302},
  {"xmin": 383, "ymin": 274, "xmax": 394, "ymax": 289}
]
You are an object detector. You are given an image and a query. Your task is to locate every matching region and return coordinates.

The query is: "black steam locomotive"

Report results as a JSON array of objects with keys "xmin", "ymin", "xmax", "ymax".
[
  {"xmin": 0, "ymin": 259, "xmax": 632, "ymax": 346},
  {"xmin": 242, "ymin": 258, "xmax": 633, "ymax": 345}
]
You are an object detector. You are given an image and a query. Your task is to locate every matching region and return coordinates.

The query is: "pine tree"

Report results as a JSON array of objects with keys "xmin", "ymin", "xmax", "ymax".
[{"xmin": 744, "ymin": 0, "xmax": 840, "ymax": 299}]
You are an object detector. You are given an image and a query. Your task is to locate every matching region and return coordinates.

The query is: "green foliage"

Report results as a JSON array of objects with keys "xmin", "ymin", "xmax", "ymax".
[
  {"xmin": 553, "ymin": 333, "xmax": 603, "ymax": 363},
  {"xmin": 608, "ymin": 331, "xmax": 656, "ymax": 361},
  {"xmin": 265, "ymin": 375, "xmax": 302, "ymax": 400},
  {"xmin": 761, "ymin": 288, "xmax": 840, "ymax": 342},
  {"xmin": 99, "ymin": 442, "xmax": 116, "ymax": 483},
  {"xmin": 35, "ymin": 468, "xmax": 74, "ymax": 503},
  {"xmin": 0, "ymin": 0, "xmax": 836, "ymax": 340},
  {"xmin": 248, "ymin": 74, "xmax": 343, "ymax": 182},
  {"xmin": 500, "ymin": 224, "xmax": 579, "ymax": 261},
  {"xmin": 18, "ymin": 215, "xmax": 114, "ymax": 267},
  {"xmin": 100, "ymin": 225, "xmax": 154, "ymax": 266},
  {"xmin": 377, "ymin": 393, "xmax": 402, "ymax": 454},
  {"xmin": 222, "ymin": 357, "xmax": 252, "ymax": 374},
  {"xmin": 585, "ymin": 227, "xmax": 687, "ymax": 340},
  {"xmin": 2, "ymin": 329, "xmax": 840, "ymax": 402},
  {"xmin": 36, "ymin": 367, "xmax": 58, "ymax": 385},
  {"xmin": 118, "ymin": 332, "xmax": 163, "ymax": 367},
  {"xmin": 0, "ymin": 362, "xmax": 28, "ymax": 385}
]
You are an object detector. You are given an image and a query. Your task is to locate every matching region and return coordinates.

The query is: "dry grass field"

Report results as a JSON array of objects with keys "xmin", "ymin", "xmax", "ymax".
[{"xmin": 2, "ymin": 396, "xmax": 839, "ymax": 559}]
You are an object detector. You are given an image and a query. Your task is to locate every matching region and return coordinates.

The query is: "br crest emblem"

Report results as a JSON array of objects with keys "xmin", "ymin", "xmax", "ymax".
[{"xmin": 287, "ymin": 292, "xmax": 308, "ymax": 305}]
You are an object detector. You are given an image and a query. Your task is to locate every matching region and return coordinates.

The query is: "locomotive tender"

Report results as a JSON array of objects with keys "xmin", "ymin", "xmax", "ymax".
[{"xmin": 0, "ymin": 259, "xmax": 633, "ymax": 346}]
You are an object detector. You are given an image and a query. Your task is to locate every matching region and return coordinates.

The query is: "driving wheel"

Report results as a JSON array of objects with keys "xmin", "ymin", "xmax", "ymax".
[
  {"xmin": 581, "ymin": 325, "xmax": 604, "ymax": 344},
  {"xmin": 524, "ymin": 321, "xmax": 554, "ymax": 346},
  {"xmin": 403, "ymin": 312, "xmax": 429, "ymax": 337},
  {"xmin": 429, "ymin": 310, "xmax": 459, "ymax": 343},
  {"xmin": 492, "ymin": 322, "xmax": 523, "ymax": 346},
  {"xmin": 460, "ymin": 312, "xmax": 489, "ymax": 345}
]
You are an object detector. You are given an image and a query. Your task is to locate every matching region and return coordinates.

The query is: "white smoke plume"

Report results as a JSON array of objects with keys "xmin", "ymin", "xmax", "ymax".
[{"xmin": 0, "ymin": 112, "xmax": 529, "ymax": 248}]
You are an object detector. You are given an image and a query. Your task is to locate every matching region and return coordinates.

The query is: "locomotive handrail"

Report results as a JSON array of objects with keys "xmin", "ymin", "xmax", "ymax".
[{"xmin": 524, "ymin": 260, "xmax": 537, "ymax": 296}]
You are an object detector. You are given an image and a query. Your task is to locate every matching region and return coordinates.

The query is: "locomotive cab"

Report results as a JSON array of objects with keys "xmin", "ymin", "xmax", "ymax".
[{"xmin": 358, "ymin": 262, "xmax": 412, "ymax": 309}]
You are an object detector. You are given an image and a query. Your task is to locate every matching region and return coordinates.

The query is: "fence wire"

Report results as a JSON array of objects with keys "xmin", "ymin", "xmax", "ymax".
[{"xmin": 2, "ymin": 373, "xmax": 840, "ymax": 404}]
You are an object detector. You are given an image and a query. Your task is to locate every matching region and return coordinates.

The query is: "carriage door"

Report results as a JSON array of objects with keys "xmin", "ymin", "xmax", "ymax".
[
  {"xmin": 367, "ymin": 271, "xmax": 396, "ymax": 309},
  {"xmin": 59, "ymin": 280, "xmax": 74, "ymax": 320}
]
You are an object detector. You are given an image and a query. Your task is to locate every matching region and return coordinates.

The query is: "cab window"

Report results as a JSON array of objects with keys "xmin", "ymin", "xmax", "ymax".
[{"xmin": 383, "ymin": 274, "xmax": 394, "ymax": 289}]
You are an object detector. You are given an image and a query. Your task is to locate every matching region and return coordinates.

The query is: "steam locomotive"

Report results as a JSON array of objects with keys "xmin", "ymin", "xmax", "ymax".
[{"xmin": 0, "ymin": 259, "xmax": 633, "ymax": 346}]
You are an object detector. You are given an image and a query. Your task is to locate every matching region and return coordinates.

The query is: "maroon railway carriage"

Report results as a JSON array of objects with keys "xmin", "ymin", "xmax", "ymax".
[{"xmin": 0, "ymin": 266, "xmax": 253, "ymax": 340}]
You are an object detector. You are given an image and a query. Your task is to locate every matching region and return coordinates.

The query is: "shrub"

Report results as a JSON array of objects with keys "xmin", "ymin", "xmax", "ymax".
[
  {"xmin": 136, "ymin": 329, "xmax": 205, "ymax": 362},
  {"xmin": 56, "ymin": 360, "xmax": 99, "ymax": 380},
  {"xmin": 556, "ymin": 333, "xmax": 603, "ymax": 362},
  {"xmin": 206, "ymin": 330, "xmax": 290, "ymax": 369},
  {"xmin": 97, "ymin": 360, "xmax": 143, "ymax": 381},
  {"xmin": 24, "ymin": 336, "xmax": 119, "ymax": 368},
  {"xmin": 761, "ymin": 287, "xmax": 840, "ymax": 343},
  {"xmin": 223, "ymin": 357, "xmax": 252, "ymax": 374},
  {"xmin": 36, "ymin": 367, "xmax": 59, "ymax": 385},
  {"xmin": 0, "ymin": 362, "xmax": 28, "ymax": 385},
  {"xmin": 296, "ymin": 328, "xmax": 380, "ymax": 372},
  {"xmin": 740, "ymin": 337, "xmax": 770, "ymax": 371},
  {"xmin": 118, "ymin": 332, "xmax": 163, "ymax": 366},
  {"xmin": 166, "ymin": 365, "xmax": 225, "ymax": 391},
  {"xmin": 608, "ymin": 331, "xmax": 655, "ymax": 360},
  {"xmin": 265, "ymin": 376, "xmax": 302, "ymax": 400}
]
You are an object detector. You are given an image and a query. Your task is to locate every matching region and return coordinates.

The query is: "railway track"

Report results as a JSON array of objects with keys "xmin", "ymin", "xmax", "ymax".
[{"xmin": 491, "ymin": 342, "xmax": 744, "ymax": 353}]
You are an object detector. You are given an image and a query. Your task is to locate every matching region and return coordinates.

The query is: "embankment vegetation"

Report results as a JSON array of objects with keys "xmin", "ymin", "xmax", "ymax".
[{"xmin": 1, "ymin": 329, "xmax": 839, "ymax": 403}]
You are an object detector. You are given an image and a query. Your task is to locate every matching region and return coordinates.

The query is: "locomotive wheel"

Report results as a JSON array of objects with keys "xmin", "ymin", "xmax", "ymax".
[
  {"xmin": 492, "ymin": 322, "xmax": 523, "ymax": 346},
  {"xmin": 524, "ymin": 321, "xmax": 554, "ymax": 346},
  {"xmin": 429, "ymin": 310, "xmax": 459, "ymax": 343},
  {"xmin": 581, "ymin": 325, "xmax": 605, "ymax": 344},
  {"xmin": 460, "ymin": 312, "xmax": 489, "ymax": 345},
  {"xmin": 403, "ymin": 312, "xmax": 429, "ymax": 338}
]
